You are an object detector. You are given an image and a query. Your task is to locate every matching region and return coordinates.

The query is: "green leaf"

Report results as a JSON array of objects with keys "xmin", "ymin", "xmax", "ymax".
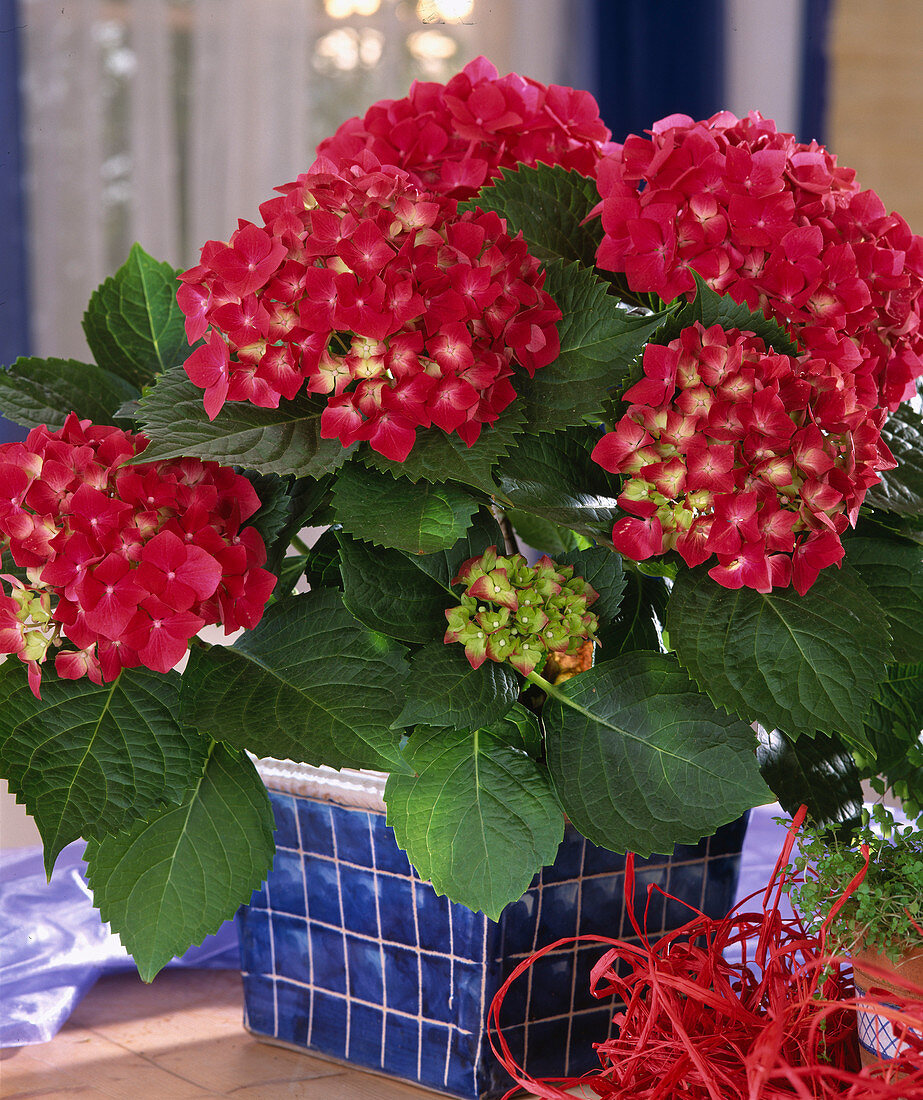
[
  {"xmin": 492, "ymin": 701, "xmax": 544, "ymax": 757},
  {"xmin": 336, "ymin": 509, "xmax": 502, "ymax": 644},
  {"xmin": 384, "ymin": 721, "xmax": 563, "ymax": 919},
  {"xmin": 598, "ymin": 570, "xmax": 667, "ymax": 656},
  {"xmin": 407, "ymin": 506, "xmax": 505, "ymax": 589},
  {"xmin": 757, "ymin": 729, "xmax": 862, "ymax": 831},
  {"xmin": 464, "ymin": 163, "xmax": 602, "ymax": 268},
  {"xmin": 331, "ymin": 463, "xmax": 482, "ymax": 554},
  {"xmin": 667, "ymin": 565, "xmax": 892, "ymax": 745},
  {"xmin": 135, "ymin": 366, "xmax": 353, "ymax": 477},
  {"xmin": 864, "ymin": 402, "xmax": 923, "ymax": 517},
  {"xmin": 862, "ymin": 662, "xmax": 923, "ymax": 810},
  {"xmin": 654, "ymin": 271, "xmax": 800, "ymax": 355},
  {"xmin": 517, "ymin": 261, "xmax": 669, "ymax": 432},
  {"xmin": 241, "ymin": 472, "xmax": 332, "ymax": 576},
  {"xmin": 361, "ymin": 403, "xmax": 525, "ymax": 494},
  {"xmin": 543, "ymin": 653, "xmax": 771, "ymax": 855},
  {"xmin": 557, "ymin": 545, "xmax": 626, "ymax": 627},
  {"xmin": 302, "ymin": 528, "xmax": 343, "ymax": 590},
  {"xmin": 845, "ymin": 536, "xmax": 923, "ymax": 663},
  {"xmin": 83, "ymin": 244, "xmax": 190, "ymax": 388},
  {"xmin": 181, "ymin": 589, "xmax": 411, "ymax": 773},
  {"xmin": 0, "ymin": 357, "xmax": 139, "ymax": 430},
  {"xmin": 493, "ymin": 426, "xmax": 622, "ymax": 543},
  {"xmin": 392, "ymin": 641, "xmax": 520, "ymax": 731},
  {"xmin": 337, "ymin": 530, "xmax": 451, "ymax": 643},
  {"xmin": 0, "ymin": 663, "xmax": 207, "ymax": 874},
  {"xmin": 507, "ymin": 509, "xmax": 580, "ymax": 556},
  {"xmin": 84, "ymin": 741, "xmax": 275, "ymax": 981}
]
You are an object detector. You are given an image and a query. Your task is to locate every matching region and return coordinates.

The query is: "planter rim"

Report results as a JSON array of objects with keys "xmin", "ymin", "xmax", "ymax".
[{"xmin": 254, "ymin": 757, "xmax": 387, "ymax": 812}]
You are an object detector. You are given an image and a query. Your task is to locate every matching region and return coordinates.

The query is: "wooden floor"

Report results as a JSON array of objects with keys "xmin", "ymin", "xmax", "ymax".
[{"xmin": 0, "ymin": 969, "xmax": 467, "ymax": 1100}]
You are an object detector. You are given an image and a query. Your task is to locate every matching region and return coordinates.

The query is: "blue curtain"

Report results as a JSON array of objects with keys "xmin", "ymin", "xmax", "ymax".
[
  {"xmin": 0, "ymin": 0, "xmax": 28, "ymax": 442},
  {"xmin": 589, "ymin": 0, "xmax": 727, "ymax": 145},
  {"xmin": 799, "ymin": 0, "xmax": 833, "ymax": 143}
]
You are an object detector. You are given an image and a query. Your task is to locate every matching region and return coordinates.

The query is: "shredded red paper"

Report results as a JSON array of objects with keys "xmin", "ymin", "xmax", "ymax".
[{"xmin": 488, "ymin": 808, "xmax": 923, "ymax": 1099}]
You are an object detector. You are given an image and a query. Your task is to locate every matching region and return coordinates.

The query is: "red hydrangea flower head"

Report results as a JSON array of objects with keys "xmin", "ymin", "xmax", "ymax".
[
  {"xmin": 179, "ymin": 156, "xmax": 562, "ymax": 460},
  {"xmin": 0, "ymin": 414, "xmax": 275, "ymax": 694},
  {"xmin": 591, "ymin": 323, "xmax": 896, "ymax": 594},
  {"xmin": 595, "ymin": 111, "xmax": 923, "ymax": 411},
  {"xmin": 315, "ymin": 56, "xmax": 613, "ymax": 199}
]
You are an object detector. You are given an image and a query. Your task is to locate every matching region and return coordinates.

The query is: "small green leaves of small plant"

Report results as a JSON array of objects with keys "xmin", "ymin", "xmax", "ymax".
[
  {"xmin": 384, "ymin": 716, "xmax": 563, "ymax": 919},
  {"xmin": 494, "ymin": 426, "xmax": 622, "ymax": 543},
  {"xmin": 392, "ymin": 640, "xmax": 519, "ymax": 732},
  {"xmin": 516, "ymin": 261, "xmax": 669, "ymax": 432},
  {"xmin": 181, "ymin": 589, "xmax": 410, "ymax": 773},
  {"xmin": 84, "ymin": 742, "xmax": 275, "ymax": 982},
  {"xmin": 543, "ymin": 653, "xmax": 770, "ymax": 855},
  {"xmin": 465, "ymin": 162, "xmax": 603, "ymax": 268},
  {"xmin": 864, "ymin": 401, "xmax": 923, "ymax": 517},
  {"xmin": 83, "ymin": 244, "xmax": 191, "ymax": 388},
  {"xmin": 667, "ymin": 566, "xmax": 891, "ymax": 745},
  {"xmin": 845, "ymin": 536, "xmax": 923, "ymax": 663},
  {"xmin": 0, "ymin": 358, "xmax": 139, "ymax": 431},
  {"xmin": 135, "ymin": 366, "xmax": 352, "ymax": 477},
  {"xmin": 655, "ymin": 272, "xmax": 800, "ymax": 356},
  {"xmin": 331, "ymin": 463, "xmax": 481, "ymax": 554},
  {"xmin": 0, "ymin": 663, "xmax": 206, "ymax": 874}
]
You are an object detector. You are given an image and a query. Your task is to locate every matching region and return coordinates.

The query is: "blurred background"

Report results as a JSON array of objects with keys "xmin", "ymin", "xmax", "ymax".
[{"xmin": 1, "ymin": 0, "xmax": 921, "ymax": 846}]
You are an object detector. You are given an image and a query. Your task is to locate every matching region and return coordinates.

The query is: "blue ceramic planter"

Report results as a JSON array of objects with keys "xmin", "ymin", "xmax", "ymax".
[{"xmin": 238, "ymin": 764, "xmax": 748, "ymax": 1099}]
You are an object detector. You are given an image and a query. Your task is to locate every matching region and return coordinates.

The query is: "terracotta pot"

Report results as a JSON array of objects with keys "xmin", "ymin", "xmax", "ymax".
[{"xmin": 850, "ymin": 943, "xmax": 923, "ymax": 1066}]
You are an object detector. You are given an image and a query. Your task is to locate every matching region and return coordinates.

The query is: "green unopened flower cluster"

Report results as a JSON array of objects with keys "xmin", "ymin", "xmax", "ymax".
[{"xmin": 443, "ymin": 546, "xmax": 599, "ymax": 676}]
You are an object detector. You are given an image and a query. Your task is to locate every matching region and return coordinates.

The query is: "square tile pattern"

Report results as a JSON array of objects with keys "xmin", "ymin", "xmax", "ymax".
[{"xmin": 238, "ymin": 790, "xmax": 748, "ymax": 1099}]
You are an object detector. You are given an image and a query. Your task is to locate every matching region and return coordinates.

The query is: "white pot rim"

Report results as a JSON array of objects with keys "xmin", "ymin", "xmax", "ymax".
[{"xmin": 254, "ymin": 757, "xmax": 388, "ymax": 813}]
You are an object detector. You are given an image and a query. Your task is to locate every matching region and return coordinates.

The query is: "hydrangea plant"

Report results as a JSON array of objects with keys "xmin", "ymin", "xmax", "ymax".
[{"xmin": 1, "ymin": 58, "xmax": 922, "ymax": 981}]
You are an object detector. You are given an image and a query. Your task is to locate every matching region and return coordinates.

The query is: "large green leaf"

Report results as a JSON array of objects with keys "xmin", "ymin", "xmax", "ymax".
[
  {"xmin": 361, "ymin": 403, "xmax": 525, "ymax": 494},
  {"xmin": 845, "ymin": 536, "xmax": 923, "ymax": 663},
  {"xmin": 0, "ymin": 357, "xmax": 139, "ymax": 430},
  {"xmin": 464, "ymin": 162, "xmax": 602, "ymax": 268},
  {"xmin": 83, "ymin": 243, "xmax": 190, "ymax": 387},
  {"xmin": 598, "ymin": 570, "xmax": 667, "ymax": 656},
  {"xmin": 407, "ymin": 506, "xmax": 505, "ymax": 589},
  {"xmin": 507, "ymin": 509, "xmax": 580, "ymax": 556},
  {"xmin": 864, "ymin": 402, "xmax": 923, "ymax": 517},
  {"xmin": 557, "ymin": 545, "xmax": 626, "ymax": 627},
  {"xmin": 330, "ymin": 463, "xmax": 481, "ymax": 554},
  {"xmin": 493, "ymin": 426, "xmax": 622, "ymax": 543},
  {"xmin": 240, "ymin": 472, "xmax": 332, "ymax": 576},
  {"xmin": 337, "ymin": 509, "xmax": 503, "ymax": 644},
  {"xmin": 135, "ymin": 365, "xmax": 353, "ymax": 476},
  {"xmin": 84, "ymin": 741, "xmax": 275, "ymax": 981},
  {"xmin": 654, "ymin": 272, "xmax": 800, "ymax": 355},
  {"xmin": 757, "ymin": 729, "xmax": 862, "ymax": 832},
  {"xmin": 181, "ymin": 589, "xmax": 411, "ymax": 772},
  {"xmin": 516, "ymin": 261, "xmax": 669, "ymax": 432},
  {"xmin": 667, "ymin": 566, "xmax": 892, "ymax": 745},
  {"xmin": 0, "ymin": 663, "xmax": 206, "ymax": 874},
  {"xmin": 384, "ymin": 719, "xmax": 563, "ymax": 919},
  {"xmin": 392, "ymin": 641, "xmax": 520, "ymax": 732},
  {"xmin": 862, "ymin": 662, "xmax": 923, "ymax": 812},
  {"xmin": 337, "ymin": 531, "xmax": 452, "ymax": 643},
  {"xmin": 543, "ymin": 653, "xmax": 771, "ymax": 855}
]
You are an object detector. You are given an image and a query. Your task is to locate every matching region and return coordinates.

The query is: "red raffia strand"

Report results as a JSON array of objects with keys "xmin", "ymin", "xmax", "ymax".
[{"xmin": 488, "ymin": 807, "xmax": 923, "ymax": 1099}]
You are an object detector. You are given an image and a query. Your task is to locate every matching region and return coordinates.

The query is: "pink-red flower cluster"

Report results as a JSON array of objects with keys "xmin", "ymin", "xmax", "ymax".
[
  {"xmin": 0, "ymin": 414, "xmax": 275, "ymax": 695},
  {"xmin": 315, "ymin": 56, "xmax": 612, "ymax": 200},
  {"xmin": 595, "ymin": 111, "xmax": 923, "ymax": 411},
  {"xmin": 592, "ymin": 323, "xmax": 896, "ymax": 594},
  {"xmin": 179, "ymin": 155, "xmax": 561, "ymax": 461}
]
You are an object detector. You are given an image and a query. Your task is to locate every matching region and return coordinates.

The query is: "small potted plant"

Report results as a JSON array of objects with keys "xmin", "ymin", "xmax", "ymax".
[
  {"xmin": 1, "ymin": 54, "xmax": 923, "ymax": 1097},
  {"xmin": 788, "ymin": 803, "xmax": 923, "ymax": 1065}
]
